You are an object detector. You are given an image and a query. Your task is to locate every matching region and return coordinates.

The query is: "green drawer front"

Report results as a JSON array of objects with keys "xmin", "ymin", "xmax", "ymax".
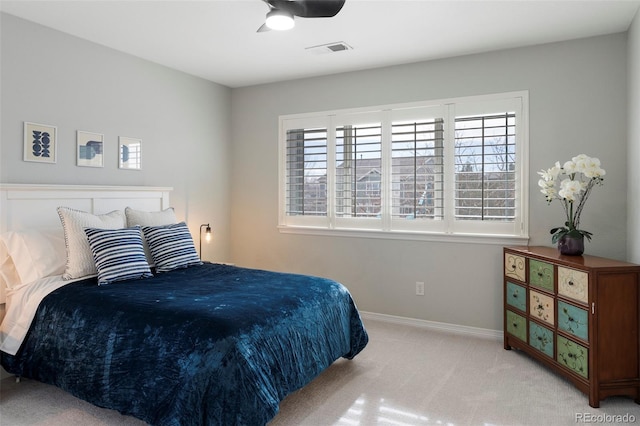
[
  {"xmin": 506, "ymin": 282, "xmax": 526, "ymax": 312},
  {"xmin": 529, "ymin": 259, "xmax": 554, "ymax": 292},
  {"xmin": 529, "ymin": 322, "xmax": 554, "ymax": 358},
  {"xmin": 558, "ymin": 301, "xmax": 589, "ymax": 342},
  {"xmin": 506, "ymin": 310, "xmax": 527, "ymax": 342},
  {"xmin": 557, "ymin": 335, "xmax": 588, "ymax": 379}
]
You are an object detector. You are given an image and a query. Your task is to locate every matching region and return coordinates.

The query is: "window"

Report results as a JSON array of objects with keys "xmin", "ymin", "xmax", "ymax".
[{"xmin": 279, "ymin": 92, "xmax": 528, "ymax": 242}]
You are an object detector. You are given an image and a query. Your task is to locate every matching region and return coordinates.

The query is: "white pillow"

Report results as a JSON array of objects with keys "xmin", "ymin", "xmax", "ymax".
[
  {"xmin": 0, "ymin": 248, "xmax": 22, "ymax": 291},
  {"xmin": 125, "ymin": 206, "xmax": 177, "ymax": 227},
  {"xmin": 57, "ymin": 207, "xmax": 126, "ymax": 279},
  {"xmin": 0, "ymin": 228, "xmax": 66, "ymax": 288},
  {"xmin": 125, "ymin": 207, "xmax": 177, "ymax": 265}
]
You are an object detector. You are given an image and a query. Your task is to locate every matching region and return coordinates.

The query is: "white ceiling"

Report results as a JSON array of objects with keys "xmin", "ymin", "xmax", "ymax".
[{"xmin": 2, "ymin": 0, "xmax": 639, "ymax": 88}]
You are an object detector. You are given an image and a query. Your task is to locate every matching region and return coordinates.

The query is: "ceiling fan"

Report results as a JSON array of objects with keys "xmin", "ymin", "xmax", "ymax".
[{"xmin": 258, "ymin": 0, "xmax": 346, "ymax": 32}]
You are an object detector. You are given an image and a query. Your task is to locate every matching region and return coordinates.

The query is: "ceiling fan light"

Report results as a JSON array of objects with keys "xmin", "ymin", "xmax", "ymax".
[{"xmin": 265, "ymin": 9, "xmax": 295, "ymax": 31}]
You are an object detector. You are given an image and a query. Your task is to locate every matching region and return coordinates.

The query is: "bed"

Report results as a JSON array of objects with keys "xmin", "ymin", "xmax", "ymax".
[{"xmin": 0, "ymin": 184, "xmax": 368, "ymax": 425}]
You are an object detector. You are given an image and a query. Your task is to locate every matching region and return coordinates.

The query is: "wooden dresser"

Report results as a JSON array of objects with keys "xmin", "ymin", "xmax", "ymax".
[{"xmin": 503, "ymin": 246, "xmax": 640, "ymax": 407}]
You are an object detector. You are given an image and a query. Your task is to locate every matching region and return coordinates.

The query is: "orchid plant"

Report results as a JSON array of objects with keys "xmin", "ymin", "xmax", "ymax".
[{"xmin": 538, "ymin": 154, "xmax": 606, "ymax": 243}]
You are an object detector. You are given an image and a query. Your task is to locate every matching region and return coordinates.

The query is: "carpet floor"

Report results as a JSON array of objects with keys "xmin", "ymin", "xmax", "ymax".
[{"xmin": 1, "ymin": 317, "xmax": 639, "ymax": 425}]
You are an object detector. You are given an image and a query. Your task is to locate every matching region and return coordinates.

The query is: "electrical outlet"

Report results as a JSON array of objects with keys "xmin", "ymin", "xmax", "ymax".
[{"xmin": 416, "ymin": 281, "xmax": 425, "ymax": 296}]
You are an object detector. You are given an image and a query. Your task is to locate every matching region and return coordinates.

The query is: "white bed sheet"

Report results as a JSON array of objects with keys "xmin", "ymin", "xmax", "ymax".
[{"xmin": 0, "ymin": 275, "xmax": 86, "ymax": 355}]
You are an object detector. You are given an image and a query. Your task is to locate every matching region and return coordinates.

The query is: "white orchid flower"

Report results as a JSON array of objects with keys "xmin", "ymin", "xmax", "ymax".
[{"xmin": 538, "ymin": 154, "xmax": 605, "ymax": 245}]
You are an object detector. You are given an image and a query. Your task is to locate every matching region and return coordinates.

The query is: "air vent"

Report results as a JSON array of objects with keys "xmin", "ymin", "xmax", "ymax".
[{"xmin": 305, "ymin": 42, "xmax": 353, "ymax": 55}]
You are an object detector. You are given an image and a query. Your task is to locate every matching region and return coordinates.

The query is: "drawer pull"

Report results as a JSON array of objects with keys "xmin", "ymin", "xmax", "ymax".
[{"xmin": 568, "ymin": 280, "xmax": 574, "ymax": 286}]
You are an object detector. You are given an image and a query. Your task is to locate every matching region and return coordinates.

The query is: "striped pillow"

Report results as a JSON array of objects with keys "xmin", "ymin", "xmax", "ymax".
[
  {"xmin": 142, "ymin": 222, "xmax": 202, "ymax": 273},
  {"xmin": 84, "ymin": 226, "xmax": 153, "ymax": 285}
]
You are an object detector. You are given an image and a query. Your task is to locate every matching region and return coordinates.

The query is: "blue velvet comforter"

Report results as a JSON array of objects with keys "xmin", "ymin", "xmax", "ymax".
[{"xmin": 1, "ymin": 263, "xmax": 368, "ymax": 425}]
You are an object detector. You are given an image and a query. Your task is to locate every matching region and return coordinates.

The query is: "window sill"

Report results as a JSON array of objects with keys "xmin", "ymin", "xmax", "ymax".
[{"xmin": 277, "ymin": 225, "xmax": 529, "ymax": 246}]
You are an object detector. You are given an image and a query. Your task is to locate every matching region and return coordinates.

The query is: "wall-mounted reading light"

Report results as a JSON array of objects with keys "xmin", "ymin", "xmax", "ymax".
[{"xmin": 199, "ymin": 223, "xmax": 212, "ymax": 260}]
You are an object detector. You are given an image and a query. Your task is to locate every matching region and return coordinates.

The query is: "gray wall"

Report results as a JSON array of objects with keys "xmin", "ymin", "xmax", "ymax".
[
  {"xmin": 0, "ymin": 13, "xmax": 232, "ymax": 263},
  {"xmin": 629, "ymin": 10, "xmax": 640, "ymax": 264},
  {"xmin": 2, "ymin": 12, "xmax": 635, "ymax": 333},
  {"xmin": 230, "ymin": 34, "xmax": 629, "ymax": 331}
]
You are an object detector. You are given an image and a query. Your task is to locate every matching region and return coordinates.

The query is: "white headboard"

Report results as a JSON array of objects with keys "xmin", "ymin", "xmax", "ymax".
[
  {"xmin": 0, "ymin": 184, "xmax": 172, "ymax": 233},
  {"xmin": 0, "ymin": 184, "xmax": 173, "ymax": 303}
]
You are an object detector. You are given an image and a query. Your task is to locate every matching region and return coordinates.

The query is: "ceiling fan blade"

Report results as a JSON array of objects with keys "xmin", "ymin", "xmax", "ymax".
[
  {"xmin": 257, "ymin": 22, "xmax": 271, "ymax": 32},
  {"xmin": 266, "ymin": 0, "xmax": 346, "ymax": 18},
  {"xmin": 297, "ymin": 0, "xmax": 346, "ymax": 17}
]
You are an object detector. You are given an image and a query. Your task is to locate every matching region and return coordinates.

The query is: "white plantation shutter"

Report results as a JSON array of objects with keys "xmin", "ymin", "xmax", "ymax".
[
  {"xmin": 285, "ymin": 127, "xmax": 328, "ymax": 216},
  {"xmin": 391, "ymin": 118, "xmax": 444, "ymax": 221},
  {"xmin": 336, "ymin": 123, "xmax": 383, "ymax": 218},
  {"xmin": 454, "ymin": 112, "xmax": 516, "ymax": 221}
]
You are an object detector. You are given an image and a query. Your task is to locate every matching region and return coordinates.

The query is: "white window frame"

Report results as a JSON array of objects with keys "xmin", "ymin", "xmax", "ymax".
[{"xmin": 278, "ymin": 92, "xmax": 529, "ymax": 245}]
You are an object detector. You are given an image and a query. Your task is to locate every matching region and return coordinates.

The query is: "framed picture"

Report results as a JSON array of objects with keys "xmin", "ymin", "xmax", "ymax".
[
  {"xmin": 77, "ymin": 131, "xmax": 104, "ymax": 167},
  {"xmin": 119, "ymin": 136, "xmax": 142, "ymax": 170},
  {"xmin": 24, "ymin": 122, "xmax": 57, "ymax": 163}
]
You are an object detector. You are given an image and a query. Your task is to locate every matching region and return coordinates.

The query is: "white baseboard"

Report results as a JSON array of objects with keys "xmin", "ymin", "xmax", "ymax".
[{"xmin": 360, "ymin": 311, "xmax": 502, "ymax": 341}]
